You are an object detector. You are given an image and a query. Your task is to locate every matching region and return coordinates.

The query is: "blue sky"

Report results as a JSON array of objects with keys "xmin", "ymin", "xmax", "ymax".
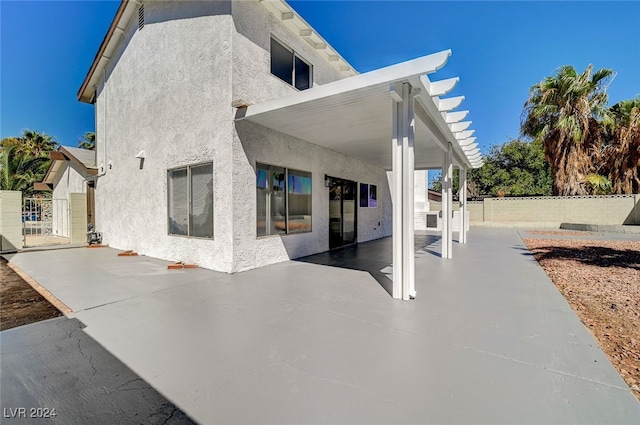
[{"xmin": 2, "ymin": 0, "xmax": 639, "ymax": 155}]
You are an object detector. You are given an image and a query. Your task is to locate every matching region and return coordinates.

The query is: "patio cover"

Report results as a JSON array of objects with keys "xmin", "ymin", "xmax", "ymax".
[
  {"xmin": 238, "ymin": 50, "xmax": 481, "ymax": 170},
  {"xmin": 237, "ymin": 50, "xmax": 482, "ymax": 300}
]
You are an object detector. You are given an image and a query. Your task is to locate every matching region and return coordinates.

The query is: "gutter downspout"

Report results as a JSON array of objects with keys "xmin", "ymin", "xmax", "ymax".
[{"xmin": 95, "ymin": 68, "xmax": 108, "ymax": 179}]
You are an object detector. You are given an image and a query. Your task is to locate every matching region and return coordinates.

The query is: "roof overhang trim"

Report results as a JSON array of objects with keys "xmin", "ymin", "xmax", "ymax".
[{"xmin": 239, "ymin": 51, "xmax": 482, "ymax": 169}]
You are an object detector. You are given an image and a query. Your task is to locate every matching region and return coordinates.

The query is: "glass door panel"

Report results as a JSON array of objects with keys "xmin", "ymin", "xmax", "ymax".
[
  {"xmin": 328, "ymin": 177, "xmax": 357, "ymax": 249},
  {"xmin": 329, "ymin": 184, "xmax": 343, "ymax": 249},
  {"xmin": 342, "ymin": 180, "xmax": 356, "ymax": 244}
]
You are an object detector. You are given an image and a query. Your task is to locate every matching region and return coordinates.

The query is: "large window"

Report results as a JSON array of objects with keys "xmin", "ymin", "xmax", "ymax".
[
  {"xmin": 168, "ymin": 163, "xmax": 213, "ymax": 238},
  {"xmin": 257, "ymin": 163, "xmax": 312, "ymax": 237},
  {"xmin": 270, "ymin": 38, "xmax": 312, "ymax": 90}
]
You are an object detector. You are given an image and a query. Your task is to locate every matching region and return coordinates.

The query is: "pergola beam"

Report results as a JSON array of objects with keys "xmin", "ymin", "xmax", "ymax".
[
  {"xmin": 449, "ymin": 121, "xmax": 472, "ymax": 133},
  {"xmin": 445, "ymin": 110, "xmax": 469, "ymax": 124}
]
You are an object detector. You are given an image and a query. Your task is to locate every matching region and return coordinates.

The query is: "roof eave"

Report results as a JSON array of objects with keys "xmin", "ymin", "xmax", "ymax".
[{"xmin": 77, "ymin": 0, "xmax": 130, "ymax": 104}]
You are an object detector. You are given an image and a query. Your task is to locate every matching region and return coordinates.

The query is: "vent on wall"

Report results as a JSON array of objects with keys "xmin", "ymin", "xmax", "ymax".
[{"xmin": 138, "ymin": 5, "xmax": 144, "ymax": 30}]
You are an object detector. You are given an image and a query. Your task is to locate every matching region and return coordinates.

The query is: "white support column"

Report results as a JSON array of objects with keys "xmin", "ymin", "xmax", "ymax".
[
  {"xmin": 402, "ymin": 83, "xmax": 416, "ymax": 300},
  {"xmin": 441, "ymin": 151, "xmax": 448, "ymax": 259},
  {"xmin": 445, "ymin": 143, "xmax": 453, "ymax": 258},
  {"xmin": 391, "ymin": 82, "xmax": 416, "ymax": 300},
  {"xmin": 441, "ymin": 144, "xmax": 453, "ymax": 259},
  {"xmin": 391, "ymin": 84, "xmax": 403, "ymax": 300},
  {"xmin": 459, "ymin": 165, "xmax": 468, "ymax": 244}
]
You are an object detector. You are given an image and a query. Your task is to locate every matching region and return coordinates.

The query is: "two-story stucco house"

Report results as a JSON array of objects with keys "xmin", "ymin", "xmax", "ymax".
[{"xmin": 78, "ymin": 0, "xmax": 482, "ymax": 300}]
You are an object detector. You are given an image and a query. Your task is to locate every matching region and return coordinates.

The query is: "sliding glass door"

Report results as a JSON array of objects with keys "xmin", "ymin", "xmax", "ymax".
[{"xmin": 329, "ymin": 177, "xmax": 357, "ymax": 249}]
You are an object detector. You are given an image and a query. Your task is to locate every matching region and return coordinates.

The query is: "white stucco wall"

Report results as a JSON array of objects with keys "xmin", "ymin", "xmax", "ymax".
[
  {"xmin": 52, "ymin": 162, "xmax": 87, "ymax": 200},
  {"xmin": 233, "ymin": 121, "xmax": 392, "ymax": 272},
  {"xmin": 94, "ymin": 0, "xmax": 236, "ymax": 272},
  {"xmin": 51, "ymin": 162, "xmax": 86, "ymax": 237},
  {"xmin": 230, "ymin": 0, "xmax": 345, "ymax": 106},
  {"xmin": 91, "ymin": 0, "xmax": 390, "ymax": 273}
]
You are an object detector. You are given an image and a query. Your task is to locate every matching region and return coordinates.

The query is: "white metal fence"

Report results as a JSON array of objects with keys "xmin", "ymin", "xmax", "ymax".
[{"xmin": 22, "ymin": 198, "xmax": 70, "ymax": 247}]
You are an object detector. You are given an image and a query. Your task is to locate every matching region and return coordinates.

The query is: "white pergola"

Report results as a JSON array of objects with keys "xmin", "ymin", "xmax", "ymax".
[{"xmin": 238, "ymin": 50, "xmax": 482, "ymax": 300}]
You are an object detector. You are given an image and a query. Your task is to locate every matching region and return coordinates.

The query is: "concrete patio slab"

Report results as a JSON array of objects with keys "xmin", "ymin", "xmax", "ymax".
[
  {"xmin": 4, "ymin": 248, "xmax": 213, "ymax": 312},
  {"xmin": 4, "ymin": 228, "xmax": 640, "ymax": 424}
]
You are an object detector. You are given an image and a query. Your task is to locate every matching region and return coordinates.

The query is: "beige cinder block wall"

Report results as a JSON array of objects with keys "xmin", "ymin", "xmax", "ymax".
[{"xmin": 430, "ymin": 195, "xmax": 639, "ymax": 227}]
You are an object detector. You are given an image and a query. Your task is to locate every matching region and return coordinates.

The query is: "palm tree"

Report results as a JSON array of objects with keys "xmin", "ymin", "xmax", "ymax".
[
  {"xmin": 0, "ymin": 138, "xmax": 44, "ymax": 193},
  {"xmin": 22, "ymin": 129, "xmax": 57, "ymax": 157},
  {"xmin": 78, "ymin": 131, "xmax": 96, "ymax": 150},
  {"xmin": 601, "ymin": 99, "xmax": 640, "ymax": 194},
  {"xmin": 521, "ymin": 65, "xmax": 613, "ymax": 195},
  {"xmin": 0, "ymin": 130, "xmax": 58, "ymax": 195}
]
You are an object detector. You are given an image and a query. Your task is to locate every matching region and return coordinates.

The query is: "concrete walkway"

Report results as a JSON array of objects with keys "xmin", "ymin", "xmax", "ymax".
[{"xmin": 5, "ymin": 228, "xmax": 640, "ymax": 424}]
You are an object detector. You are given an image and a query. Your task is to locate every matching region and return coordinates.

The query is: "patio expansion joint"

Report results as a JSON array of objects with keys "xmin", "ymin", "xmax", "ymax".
[
  {"xmin": 455, "ymin": 343, "xmax": 630, "ymax": 392},
  {"xmin": 74, "ymin": 278, "xmax": 212, "ymax": 314}
]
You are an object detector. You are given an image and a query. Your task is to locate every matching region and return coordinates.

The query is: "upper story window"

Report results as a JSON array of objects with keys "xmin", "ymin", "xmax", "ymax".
[{"xmin": 270, "ymin": 38, "xmax": 312, "ymax": 90}]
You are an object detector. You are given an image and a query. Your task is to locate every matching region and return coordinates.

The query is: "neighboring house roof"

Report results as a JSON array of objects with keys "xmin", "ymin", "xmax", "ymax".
[
  {"xmin": 427, "ymin": 190, "xmax": 442, "ymax": 202},
  {"xmin": 62, "ymin": 146, "xmax": 97, "ymax": 169},
  {"xmin": 77, "ymin": 0, "xmax": 358, "ymax": 104},
  {"xmin": 34, "ymin": 147, "xmax": 97, "ymax": 191}
]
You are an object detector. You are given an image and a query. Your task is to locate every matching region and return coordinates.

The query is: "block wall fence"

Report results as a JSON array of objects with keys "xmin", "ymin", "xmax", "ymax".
[{"xmin": 429, "ymin": 194, "xmax": 639, "ymax": 228}]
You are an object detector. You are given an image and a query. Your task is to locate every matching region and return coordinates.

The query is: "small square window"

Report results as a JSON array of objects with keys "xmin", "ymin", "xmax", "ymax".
[{"xmin": 270, "ymin": 38, "xmax": 312, "ymax": 90}]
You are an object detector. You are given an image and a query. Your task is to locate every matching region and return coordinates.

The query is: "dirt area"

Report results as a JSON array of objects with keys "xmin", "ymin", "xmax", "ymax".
[
  {"xmin": 524, "ymin": 237, "xmax": 640, "ymax": 401},
  {"xmin": 0, "ymin": 257, "xmax": 63, "ymax": 331}
]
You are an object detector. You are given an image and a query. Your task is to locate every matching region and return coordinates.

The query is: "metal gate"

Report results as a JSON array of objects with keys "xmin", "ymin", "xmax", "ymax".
[{"xmin": 22, "ymin": 198, "xmax": 71, "ymax": 247}]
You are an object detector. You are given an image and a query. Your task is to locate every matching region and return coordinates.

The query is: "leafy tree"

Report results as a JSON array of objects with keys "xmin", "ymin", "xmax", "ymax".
[
  {"xmin": 469, "ymin": 138, "xmax": 551, "ymax": 196},
  {"xmin": 521, "ymin": 65, "xmax": 613, "ymax": 195},
  {"xmin": 430, "ymin": 138, "xmax": 551, "ymax": 197},
  {"xmin": 599, "ymin": 98, "xmax": 640, "ymax": 194},
  {"xmin": 0, "ymin": 130, "xmax": 58, "ymax": 195},
  {"xmin": 429, "ymin": 170, "xmax": 458, "ymax": 194},
  {"xmin": 78, "ymin": 131, "xmax": 96, "ymax": 150}
]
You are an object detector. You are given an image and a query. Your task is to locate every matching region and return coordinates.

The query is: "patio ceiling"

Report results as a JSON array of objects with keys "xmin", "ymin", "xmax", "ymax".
[{"xmin": 237, "ymin": 50, "xmax": 482, "ymax": 170}]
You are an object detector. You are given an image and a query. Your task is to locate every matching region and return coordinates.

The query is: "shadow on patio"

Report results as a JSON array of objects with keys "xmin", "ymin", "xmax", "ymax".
[{"xmin": 295, "ymin": 231, "xmax": 442, "ymax": 296}]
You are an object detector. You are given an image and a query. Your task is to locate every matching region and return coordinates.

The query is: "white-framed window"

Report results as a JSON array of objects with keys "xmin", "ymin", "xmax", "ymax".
[
  {"xmin": 270, "ymin": 37, "xmax": 312, "ymax": 90},
  {"xmin": 256, "ymin": 163, "xmax": 312, "ymax": 236},
  {"xmin": 168, "ymin": 162, "xmax": 213, "ymax": 238}
]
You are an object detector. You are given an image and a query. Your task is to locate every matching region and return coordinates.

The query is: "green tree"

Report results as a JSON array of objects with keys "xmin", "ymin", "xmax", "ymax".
[
  {"xmin": 469, "ymin": 138, "xmax": 551, "ymax": 196},
  {"xmin": 0, "ymin": 130, "xmax": 58, "ymax": 195},
  {"xmin": 430, "ymin": 139, "xmax": 551, "ymax": 197},
  {"xmin": 521, "ymin": 65, "xmax": 613, "ymax": 195},
  {"xmin": 78, "ymin": 131, "xmax": 96, "ymax": 150},
  {"xmin": 599, "ymin": 98, "xmax": 640, "ymax": 193}
]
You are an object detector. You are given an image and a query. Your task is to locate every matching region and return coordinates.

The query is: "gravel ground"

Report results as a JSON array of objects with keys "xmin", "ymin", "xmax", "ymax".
[{"xmin": 524, "ymin": 237, "xmax": 640, "ymax": 401}]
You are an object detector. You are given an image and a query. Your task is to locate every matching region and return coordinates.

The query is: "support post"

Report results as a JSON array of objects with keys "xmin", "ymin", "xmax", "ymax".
[
  {"xmin": 392, "ymin": 85, "xmax": 403, "ymax": 300},
  {"xmin": 441, "ymin": 151, "xmax": 449, "ymax": 259},
  {"xmin": 445, "ymin": 144, "xmax": 453, "ymax": 258},
  {"xmin": 391, "ymin": 82, "xmax": 416, "ymax": 300},
  {"xmin": 460, "ymin": 166, "xmax": 468, "ymax": 244},
  {"xmin": 441, "ymin": 144, "xmax": 453, "ymax": 259},
  {"xmin": 402, "ymin": 83, "xmax": 415, "ymax": 300}
]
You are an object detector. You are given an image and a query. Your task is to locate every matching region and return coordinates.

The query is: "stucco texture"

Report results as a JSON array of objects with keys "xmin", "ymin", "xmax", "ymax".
[
  {"xmin": 230, "ymin": 0, "xmax": 345, "ymax": 107},
  {"xmin": 91, "ymin": 0, "xmax": 392, "ymax": 273},
  {"xmin": 233, "ymin": 120, "xmax": 392, "ymax": 272},
  {"xmin": 94, "ymin": 1, "xmax": 235, "ymax": 271}
]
